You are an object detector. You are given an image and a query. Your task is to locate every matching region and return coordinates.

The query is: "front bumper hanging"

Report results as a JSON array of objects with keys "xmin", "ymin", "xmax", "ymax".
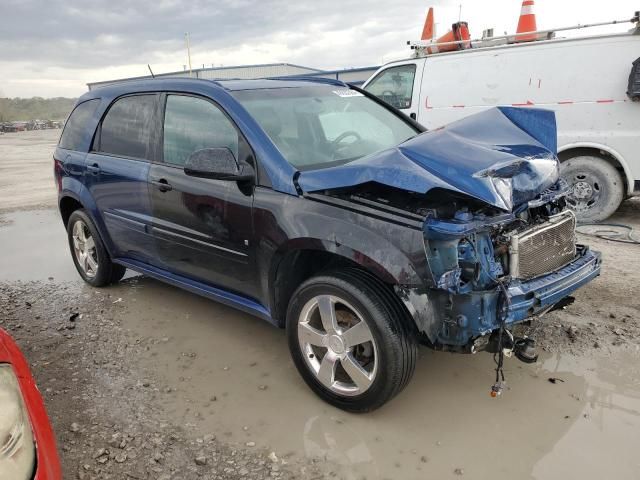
[{"xmin": 427, "ymin": 245, "xmax": 601, "ymax": 347}]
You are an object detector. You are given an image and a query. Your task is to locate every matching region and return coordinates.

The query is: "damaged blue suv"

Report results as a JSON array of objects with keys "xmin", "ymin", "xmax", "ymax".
[{"xmin": 54, "ymin": 77, "xmax": 601, "ymax": 411}]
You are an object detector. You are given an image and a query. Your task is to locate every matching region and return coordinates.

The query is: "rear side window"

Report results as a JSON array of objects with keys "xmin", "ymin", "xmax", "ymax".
[
  {"xmin": 99, "ymin": 95, "xmax": 156, "ymax": 160},
  {"xmin": 162, "ymin": 95, "xmax": 239, "ymax": 167},
  {"xmin": 364, "ymin": 64, "xmax": 417, "ymax": 109},
  {"xmin": 59, "ymin": 99, "xmax": 100, "ymax": 151}
]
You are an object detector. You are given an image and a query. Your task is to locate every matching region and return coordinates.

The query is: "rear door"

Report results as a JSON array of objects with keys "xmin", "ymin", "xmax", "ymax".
[
  {"xmin": 148, "ymin": 93, "xmax": 257, "ymax": 298},
  {"xmin": 363, "ymin": 61, "xmax": 425, "ymax": 120},
  {"xmin": 84, "ymin": 94, "xmax": 160, "ymax": 263}
]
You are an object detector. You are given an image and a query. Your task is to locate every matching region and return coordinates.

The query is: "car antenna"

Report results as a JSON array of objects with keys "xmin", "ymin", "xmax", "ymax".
[{"xmin": 147, "ymin": 64, "xmax": 155, "ymax": 79}]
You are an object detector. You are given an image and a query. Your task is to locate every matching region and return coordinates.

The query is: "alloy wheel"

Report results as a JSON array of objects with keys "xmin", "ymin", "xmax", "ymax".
[
  {"xmin": 71, "ymin": 220, "xmax": 99, "ymax": 278},
  {"xmin": 297, "ymin": 295, "xmax": 378, "ymax": 396}
]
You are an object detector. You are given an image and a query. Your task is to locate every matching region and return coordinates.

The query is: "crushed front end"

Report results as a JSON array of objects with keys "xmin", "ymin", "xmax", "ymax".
[
  {"xmin": 298, "ymin": 105, "xmax": 602, "ymax": 357},
  {"xmin": 418, "ymin": 180, "xmax": 601, "ymax": 351}
]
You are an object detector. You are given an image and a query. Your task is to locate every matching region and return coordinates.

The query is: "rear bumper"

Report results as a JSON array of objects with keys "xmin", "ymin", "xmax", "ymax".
[{"xmin": 423, "ymin": 246, "xmax": 601, "ymax": 346}]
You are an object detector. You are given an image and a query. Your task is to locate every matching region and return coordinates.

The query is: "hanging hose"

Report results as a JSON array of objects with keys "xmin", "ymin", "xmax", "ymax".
[{"xmin": 576, "ymin": 222, "xmax": 640, "ymax": 245}]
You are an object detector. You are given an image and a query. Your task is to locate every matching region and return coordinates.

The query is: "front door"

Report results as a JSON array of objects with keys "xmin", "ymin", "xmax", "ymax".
[{"xmin": 149, "ymin": 94, "xmax": 258, "ymax": 299}]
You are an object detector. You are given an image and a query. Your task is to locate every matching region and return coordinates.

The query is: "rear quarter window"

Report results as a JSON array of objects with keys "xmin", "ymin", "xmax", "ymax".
[
  {"xmin": 98, "ymin": 94, "xmax": 156, "ymax": 160},
  {"xmin": 58, "ymin": 99, "xmax": 100, "ymax": 151}
]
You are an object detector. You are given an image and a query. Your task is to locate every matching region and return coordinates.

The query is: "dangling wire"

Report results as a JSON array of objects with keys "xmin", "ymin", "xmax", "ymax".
[
  {"xmin": 464, "ymin": 238, "xmax": 513, "ymax": 396},
  {"xmin": 492, "ymin": 277, "xmax": 512, "ymax": 396}
]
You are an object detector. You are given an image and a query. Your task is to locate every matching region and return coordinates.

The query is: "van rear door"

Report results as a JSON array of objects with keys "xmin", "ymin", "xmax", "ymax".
[{"xmin": 363, "ymin": 61, "xmax": 424, "ymax": 120}]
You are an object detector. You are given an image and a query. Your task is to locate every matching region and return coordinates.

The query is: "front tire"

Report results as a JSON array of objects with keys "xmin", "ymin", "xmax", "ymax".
[
  {"xmin": 67, "ymin": 209, "xmax": 125, "ymax": 287},
  {"xmin": 560, "ymin": 155, "xmax": 624, "ymax": 222},
  {"xmin": 286, "ymin": 269, "xmax": 417, "ymax": 412}
]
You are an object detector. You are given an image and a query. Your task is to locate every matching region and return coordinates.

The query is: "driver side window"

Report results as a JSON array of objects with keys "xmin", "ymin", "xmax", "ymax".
[
  {"xmin": 163, "ymin": 95, "xmax": 239, "ymax": 167},
  {"xmin": 365, "ymin": 64, "xmax": 417, "ymax": 110}
]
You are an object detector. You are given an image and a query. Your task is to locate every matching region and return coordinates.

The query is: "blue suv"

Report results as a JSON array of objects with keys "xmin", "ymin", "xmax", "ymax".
[{"xmin": 54, "ymin": 77, "xmax": 601, "ymax": 411}]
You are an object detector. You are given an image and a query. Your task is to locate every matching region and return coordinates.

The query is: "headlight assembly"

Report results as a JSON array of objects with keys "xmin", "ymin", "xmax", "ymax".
[{"xmin": 0, "ymin": 364, "xmax": 35, "ymax": 479}]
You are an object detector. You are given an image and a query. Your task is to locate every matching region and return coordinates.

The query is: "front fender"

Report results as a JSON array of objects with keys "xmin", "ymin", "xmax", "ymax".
[
  {"xmin": 253, "ymin": 188, "xmax": 430, "ymax": 325},
  {"xmin": 272, "ymin": 235, "xmax": 422, "ymax": 287}
]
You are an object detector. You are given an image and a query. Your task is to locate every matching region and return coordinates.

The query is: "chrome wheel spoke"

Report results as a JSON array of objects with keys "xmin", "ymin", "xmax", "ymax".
[
  {"xmin": 298, "ymin": 323, "xmax": 326, "ymax": 347},
  {"xmin": 86, "ymin": 253, "xmax": 98, "ymax": 273},
  {"xmin": 342, "ymin": 320, "xmax": 373, "ymax": 348},
  {"xmin": 341, "ymin": 353, "xmax": 373, "ymax": 391},
  {"xmin": 317, "ymin": 353, "xmax": 337, "ymax": 388},
  {"xmin": 84, "ymin": 236, "xmax": 95, "ymax": 252},
  {"xmin": 317, "ymin": 295, "xmax": 338, "ymax": 333},
  {"xmin": 82, "ymin": 253, "xmax": 90, "ymax": 273}
]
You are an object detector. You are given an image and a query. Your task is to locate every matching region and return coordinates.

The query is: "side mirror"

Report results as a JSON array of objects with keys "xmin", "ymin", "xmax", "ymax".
[{"xmin": 184, "ymin": 148, "xmax": 254, "ymax": 181}]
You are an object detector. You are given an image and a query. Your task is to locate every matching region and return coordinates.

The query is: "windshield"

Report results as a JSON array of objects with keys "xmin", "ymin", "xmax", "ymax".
[{"xmin": 232, "ymin": 86, "xmax": 418, "ymax": 170}]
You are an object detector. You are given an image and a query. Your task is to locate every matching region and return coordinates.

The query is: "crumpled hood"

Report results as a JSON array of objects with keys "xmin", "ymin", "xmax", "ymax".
[{"xmin": 297, "ymin": 107, "xmax": 560, "ymax": 211}]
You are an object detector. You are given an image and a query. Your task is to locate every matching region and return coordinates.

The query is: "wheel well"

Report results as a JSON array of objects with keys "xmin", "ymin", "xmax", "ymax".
[
  {"xmin": 271, "ymin": 250, "xmax": 389, "ymax": 327},
  {"xmin": 558, "ymin": 147, "xmax": 628, "ymax": 193},
  {"xmin": 59, "ymin": 196, "xmax": 83, "ymax": 227}
]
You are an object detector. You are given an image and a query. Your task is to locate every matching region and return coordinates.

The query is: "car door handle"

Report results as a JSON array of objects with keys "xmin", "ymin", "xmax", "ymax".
[
  {"xmin": 86, "ymin": 163, "xmax": 100, "ymax": 175},
  {"xmin": 151, "ymin": 179, "xmax": 173, "ymax": 192}
]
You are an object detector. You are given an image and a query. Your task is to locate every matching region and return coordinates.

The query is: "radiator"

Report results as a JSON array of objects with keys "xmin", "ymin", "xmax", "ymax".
[{"xmin": 509, "ymin": 210, "xmax": 577, "ymax": 280}]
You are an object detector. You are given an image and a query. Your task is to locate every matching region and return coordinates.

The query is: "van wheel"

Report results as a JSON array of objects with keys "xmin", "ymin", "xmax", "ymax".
[
  {"xmin": 560, "ymin": 155, "xmax": 624, "ymax": 222},
  {"xmin": 67, "ymin": 209, "xmax": 126, "ymax": 287},
  {"xmin": 286, "ymin": 269, "xmax": 417, "ymax": 412}
]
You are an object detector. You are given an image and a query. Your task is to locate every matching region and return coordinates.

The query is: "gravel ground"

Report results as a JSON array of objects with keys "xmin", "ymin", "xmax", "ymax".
[{"xmin": 0, "ymin": 282, "xmax": 328, "ymax": 480}]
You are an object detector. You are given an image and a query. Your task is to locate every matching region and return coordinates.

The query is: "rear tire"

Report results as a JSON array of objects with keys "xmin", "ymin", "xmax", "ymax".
[
  {"xmin": 67, "ymin": 209, "xmax": 125, "ymax": 287},
  {"xmin": 286, "ymin": 268, "xmax": 417, "ymax": 412},
  {"xmin": 560, "ymin": 155, "xmax": 624, "ymax": 222}
]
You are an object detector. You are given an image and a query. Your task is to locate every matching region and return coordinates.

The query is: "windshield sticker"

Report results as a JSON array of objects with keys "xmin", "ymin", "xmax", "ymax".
[{"xmin": 332, "ymin": 89, "xmax": 364, "ymax": 97}]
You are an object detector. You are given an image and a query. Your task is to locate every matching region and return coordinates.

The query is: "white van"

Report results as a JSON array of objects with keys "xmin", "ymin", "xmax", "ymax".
[{"xmin": 363, "ymin": 30, "xmax": 640, "ymax": 221}]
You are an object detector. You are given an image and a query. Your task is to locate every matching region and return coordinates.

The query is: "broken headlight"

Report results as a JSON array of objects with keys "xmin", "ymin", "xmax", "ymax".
[{"xmin": 0, "ymin": 364, "xmax": 35, "ymax": 479}]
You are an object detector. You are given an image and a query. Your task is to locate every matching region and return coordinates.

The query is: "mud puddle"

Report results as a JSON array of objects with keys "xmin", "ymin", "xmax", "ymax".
[
  {"xmin": 0, "ymin": 209, "xmax": 81, "ymax": 282},
  {"xmin": 109, "ymin": 276, "xmax": 640, "ymax": 480}
]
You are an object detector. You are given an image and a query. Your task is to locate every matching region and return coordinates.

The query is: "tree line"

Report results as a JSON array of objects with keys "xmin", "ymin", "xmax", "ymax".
[{"xmin": 0, "ymin": 97, "xmax": 77, "ymax": 122}]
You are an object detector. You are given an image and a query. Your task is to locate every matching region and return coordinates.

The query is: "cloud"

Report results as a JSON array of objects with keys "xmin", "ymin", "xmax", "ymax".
[{"xmin": 0, "ymin": 0, "xmax": 635, "ymax": 97}]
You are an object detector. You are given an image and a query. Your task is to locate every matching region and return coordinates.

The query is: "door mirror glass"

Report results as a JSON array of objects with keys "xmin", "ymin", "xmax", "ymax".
[{"xmin": 184, "ymin": 148, "xmax": 254, "ymax": 181}]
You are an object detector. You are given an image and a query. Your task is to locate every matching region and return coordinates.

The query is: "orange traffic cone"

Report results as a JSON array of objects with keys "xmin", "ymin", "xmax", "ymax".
[
  {"xmin": 421, "ymin": 7, "xmax": 435, "ymax": 41},
  {"xmin": 426, "ymin": 22, "xmax": 471, "ymax": 54},
  {"xmin": 515, "ymin": 0, "xmax": 537, "ymax": 42}
]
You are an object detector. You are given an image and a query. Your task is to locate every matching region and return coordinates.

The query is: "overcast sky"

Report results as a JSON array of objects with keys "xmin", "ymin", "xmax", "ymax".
[{"xmin": 0, "ymin": 0, "xmax": 636, "ymax": 98}]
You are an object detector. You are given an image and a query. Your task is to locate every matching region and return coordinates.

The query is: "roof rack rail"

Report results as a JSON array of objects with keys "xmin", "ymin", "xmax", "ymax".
[
  {"xmin": 266, "ymin": 76, "xmax": 347, "ymax": 87},
  {"xmin": 408, "ymin": 11, "xmax": 640, "ymax": 52}
]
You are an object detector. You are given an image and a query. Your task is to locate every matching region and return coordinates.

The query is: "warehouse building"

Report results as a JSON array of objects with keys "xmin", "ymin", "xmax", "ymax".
[{"xmin": 86, "ymin": 63, "xmax": 379, "ymax": 90}]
